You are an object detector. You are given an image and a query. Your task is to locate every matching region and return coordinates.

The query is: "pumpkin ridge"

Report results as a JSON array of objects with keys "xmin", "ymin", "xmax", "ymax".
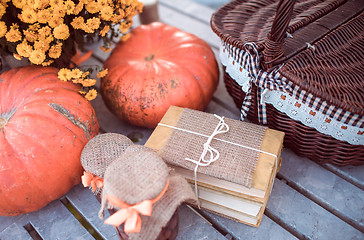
[
  {"xmin": 1, "ymin": 126, "xmax": 64, "ymax": 210},
  {"xmin": 7, "ymin": 111, "xmax": 85, "ymax": 142},
  {"xmin": 49, "ymin": 103, "xmax": 92, "ymax": 140},
  {"xmin": 3, "ymin": 69, "xmax": 60, "ymax": 109},
  {"xmin": 16, "ymin": 86, "xmax": 82, "ymax": 111},
  {"xmin": 0, "ymin": 132, "xmax": 31, "ymax": 215}
]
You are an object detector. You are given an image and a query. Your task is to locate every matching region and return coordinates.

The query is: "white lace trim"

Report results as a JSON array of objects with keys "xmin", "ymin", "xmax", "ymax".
[{"xmin": 220, "ymin": 45, "xmax": 364, "ymax": 145}]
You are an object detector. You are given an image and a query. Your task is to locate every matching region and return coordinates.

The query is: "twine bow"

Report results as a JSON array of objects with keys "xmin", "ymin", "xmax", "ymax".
[
  {"xmin": 184, "ymin": 114, "xmax": 229, "ymax": 201},
  {"xmin": 81, "ymin": 171, "xmax": 104, "ymax": 192},
  {"xmin": 104, "ymin": 179, "xmax": 169, "ymax": 233}
]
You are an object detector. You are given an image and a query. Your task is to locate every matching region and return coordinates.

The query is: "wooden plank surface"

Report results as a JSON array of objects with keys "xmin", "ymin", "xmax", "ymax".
[
  {"xmin": 280, "ymin": 149, "xmax": 364, "ymax": 232},
  {"xmin": 65, "ymin": 184, "xmax": 120, "ymax": 240},
  {"xmin": 1, "ymin": 0, "xmax": 363, "ymax": 239}
]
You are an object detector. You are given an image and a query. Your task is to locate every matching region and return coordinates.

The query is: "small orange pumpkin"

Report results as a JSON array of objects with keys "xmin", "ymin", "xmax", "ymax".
[
  {"xmin": 101, "ymin": 22, "xmax": 219, "ymax": 128},
  {"xmin": 0, "ymin": 66, "xmax": 99, "ymax": 216}
]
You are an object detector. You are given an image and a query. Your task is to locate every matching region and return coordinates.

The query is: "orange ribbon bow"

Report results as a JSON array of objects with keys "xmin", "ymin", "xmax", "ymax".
[
  {"xmin": 81, "ymin": 171, "xmax": 104, "ymax": 192},
  {"xmin": 104, "ymin": 179, "xmax": 170, "ymax": 233}
]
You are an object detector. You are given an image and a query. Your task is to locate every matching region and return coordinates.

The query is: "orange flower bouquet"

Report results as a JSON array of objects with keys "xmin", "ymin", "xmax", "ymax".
[{"xmin": 0, "ymin": 0, "xmax": 143, "ymax": 100}]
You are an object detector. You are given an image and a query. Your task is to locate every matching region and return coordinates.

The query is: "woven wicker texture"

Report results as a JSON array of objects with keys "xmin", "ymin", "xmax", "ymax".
[
  {"xmin": 160, "ymin": 108, "xmax": 267, "ymax": 187},
  {"xmin": 279, "ymin": 12, "xmax": 364, "ymax": 115},
  {"xmin": 212, "ymin": 0, "xmax": 364, "ymax": 165},
  {"xmin": 80, "ymin": 133, "xmax": 133, "ymax": 178}
]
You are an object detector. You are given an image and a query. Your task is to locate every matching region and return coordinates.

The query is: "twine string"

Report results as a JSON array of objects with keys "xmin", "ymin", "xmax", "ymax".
[
  {"xmin": 183, "ymin": 114, "xmax": 229, "ymax": 202},
  {"xmin": 158, "ymin": 113, "xmax": 278, "ymax": 204}
]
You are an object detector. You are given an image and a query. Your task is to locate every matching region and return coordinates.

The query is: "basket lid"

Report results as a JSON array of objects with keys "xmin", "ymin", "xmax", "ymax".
[
  {"xmin": 211, "ymin": 0, "xmax": 364, "ymax": 117},
  {"xmin": 279, "ymin": 11, "xmax": 364, "ymax": 116}
]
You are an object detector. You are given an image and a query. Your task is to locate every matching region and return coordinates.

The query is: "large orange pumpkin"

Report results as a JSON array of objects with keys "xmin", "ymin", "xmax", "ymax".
[
  {"xmin": 101, "ymin": 22, "xmax": 219, "ymax": 128},
  {"xmin": 0, "ymin": 66, "xmax": 99, "ymax": 216}
]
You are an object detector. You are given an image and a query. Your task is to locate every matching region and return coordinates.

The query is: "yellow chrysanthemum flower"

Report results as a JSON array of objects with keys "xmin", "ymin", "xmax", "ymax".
[
  {"xmin": 23, "ymin": 29, "xmax": 37, "ymax": 42},
  {"xmin": 58, "ymin": 68, "xmax": 72, "ymax": 81},
  {"xmin": 38, "ymin": 26, "xmax": 52, "ymax": 38},
  {"xmin": 71, "ymin": 77, "xmax": 82, "ymax": 84},
  {"xmin": 53, "ymin": 24, "xmax": 69, "ymax": 40},
  {"xmin": 71, "ymin": 16, "xmax": 84, "ymax": 30},
  {"xmin": 42, "ymin": 60, "xmax": 54, "ymax": 66},
  {"xmin": 99, "ymin": 25, "xmax": 110, "ymax": 37},
  {"xmin": 27, "ymin": 0, "xmax": 36, "ymax": 8},
  {"xmin": 70, "ymin": 68, "xmax": 83, "ymax": 79},
  {"xmin": 49, "ymin": 0, "xmax": 62, "ymax": 7},
  {"xmin": 12, "ymin": 0, "xmax": 24, "ymax": 8},
  {"xmin": 52, "ymin": 5, "xmax": 66, "ymax": 18},
  {"xmin": 82, "ymin": 24, "xmax": 94, "ymax": 34},
  {"xmin": 13, "ymin": 53, "xmax": 23, "ymax": 60},
  {"xmin": 86, "ymin": 17, "xmax": 101, "ymax": 30},
  {"xmin": 49, "ymin": 16, "xmax": 64, "ymax": 28},
  {"xmin": 28, "ymin": 23, "xmax": 40, "ymax": 31},
  {"xmin": 34, "ymin": 40, "xmax": 50, "ymax": 52},
  {"xmin": 78, "ymin": 89, "xmax": 87, "ymax": 95},
  {"xmin": 119, "ymin": 20, "xmax": 132, "ymax": 33},
  {"xmin": 29, "ymin": 49, "xmax": 46, "ymax": 65},
  {"xmin": 5, "ymin": 28, "xmax": 22, "ymax": 42},
  {"xmin": 37, "ymin": 9, "xmax": 51, "ymax": 24},
  {"xmin": 81, "ymin": 78, "xmax": 97, "ymax": 87},
  {"xmin": 73, "ymin": 2, "xmax": 84, "ymax": 14},
  {"xmin": 97, "ymin": 0, "xmax": 110, "ymax": 7},
  {"xmin": 85, "ymin": 89, "xmax": 97, "ymax": 101},
  {"xmin": 85, "ymin": 1, "xmax": 99, "ymax": 14},
  {"xmin": 0, "ymin": 4, "xmax": 6, "ymax": 18},
  {"xmin": 82, "ymin": 71, "xmax": 90, "ymax": 78},
  {"xmin": 64, "ymin": 0, "xmax": 75, "ymax": 15},
  {"xmin": 0, "ymin": 21, "xmax": 7, "ymax": 38},
  {"xmin": 48, "ymin": 42, "xmax": 62, "ymax": 59},
  {"xmin": 21, "ymin": 8, "xmax": 37, "ymax": 24},
  {"xmin": 100, "ymin": 6, "xmax": 113, "ymax": 21},
  {"xmin": 34, "ymin": 0, "xmax": 49, "ymax": 10},
  {"xmin": 97, "ymin": 68, "xmax": 108, "ymax": 78},
  {"xmin": 16, "ymin": 40, "xmax": 32, "ymax": 57}
]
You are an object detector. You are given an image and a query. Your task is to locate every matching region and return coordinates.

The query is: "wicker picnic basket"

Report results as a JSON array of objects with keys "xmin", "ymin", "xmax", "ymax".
[{"xmin": 211, "ymin": 0, "xmax": 364, "ymax": 165}]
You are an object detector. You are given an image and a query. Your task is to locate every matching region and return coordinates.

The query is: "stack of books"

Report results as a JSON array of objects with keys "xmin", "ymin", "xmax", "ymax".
[{"xmin": 145, "ymin": 106, "xmax": 284, "ymax": 227}]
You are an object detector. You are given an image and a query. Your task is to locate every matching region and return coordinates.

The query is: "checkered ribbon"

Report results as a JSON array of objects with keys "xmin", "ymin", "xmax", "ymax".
[
  {"xmin": 238, "ymin": 43, "xmax": 290, "ymax": 124},
  {"xmin": 222, "ymin": 41, "xmax": 364, "ymax": 128}
]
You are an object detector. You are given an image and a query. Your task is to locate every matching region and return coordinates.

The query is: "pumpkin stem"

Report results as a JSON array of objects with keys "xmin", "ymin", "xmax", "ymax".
[
  {"xmin": 144, "ymin": 53, "xmax": 155, "ymax": 61},
  {"xmin": 0, "ymin": 117, "xmax": 6, "ymax": 129}
]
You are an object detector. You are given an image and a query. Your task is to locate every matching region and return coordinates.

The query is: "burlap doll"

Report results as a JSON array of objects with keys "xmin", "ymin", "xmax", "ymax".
[
  {"xmin": 99, "ymin": 148, "xmax": 197, "ymax": 240},
  {"xmin": 80, "ymin": 133, "xmax": 133, "ymax": 193}
]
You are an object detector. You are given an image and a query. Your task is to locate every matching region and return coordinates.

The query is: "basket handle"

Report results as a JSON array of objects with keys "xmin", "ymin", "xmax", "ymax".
[{"xmin": 261, "ymin": 0, "xmax": 296, "ymax": 71}]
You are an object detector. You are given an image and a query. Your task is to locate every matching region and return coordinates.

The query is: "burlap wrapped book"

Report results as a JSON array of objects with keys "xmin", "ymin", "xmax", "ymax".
[
  {"xmin": 99, "ymin": 147, "xmax": 197, "ymax": 240},
  {"xmin": 145, "ymin": 106, "xmax": 285, "ymax": 227}
]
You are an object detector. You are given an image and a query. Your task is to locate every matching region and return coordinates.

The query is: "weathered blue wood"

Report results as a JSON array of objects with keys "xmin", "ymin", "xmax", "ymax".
[
  {"xmin": 268, "ymin": 179, "xmax": 364, "ymax": 240},
  {"xmin": 159, "ymin": 3, "xmax": 220, "ymax": 48},
  {"xmin": 0, "ymin": 199, "xmax": 93, "ymax": 239},
  {"xmin": 176, "ymin": 205, "xmax": 226, "ymax": 240},
  {"xmin": 0, "ymin": 221, "xmax": 32, "ymax": 240},
  {"xmin": 25, "ymin": 199, "xmax": 93, "ymax": 239},
  {"xmin": 280, "ymin": 149, "xmax": 364, "ymax": 232},
  {"xmin": 323, "ymin": 164, "xmax": 364, "ymax": 190},
  {"xmin": 0, "ymin": 215, "xmax": 22, "ymax": 232},
  {"xmin": 65, "ymin": 184, "xmax": 120, "ymax": 240},
  {"xmin": 202, "ymin": 211, "xmax": 298, "ymax": 240},
  {"xmin": 160, "ymin": 0, "xmax": 217, "ymax": 25}
]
